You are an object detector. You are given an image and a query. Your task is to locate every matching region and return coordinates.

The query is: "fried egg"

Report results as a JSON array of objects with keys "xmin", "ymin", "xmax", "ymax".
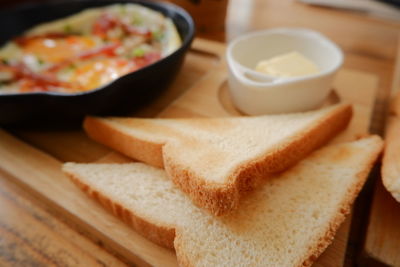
[{"xmin": 0, "ymin": 4, "xmax": 181, "ymax": 94}]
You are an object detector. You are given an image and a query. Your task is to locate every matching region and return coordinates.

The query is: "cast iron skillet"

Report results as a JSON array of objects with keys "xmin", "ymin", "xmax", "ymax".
[{"xmin": 0, "ymin": 0, "xmax": 195, "ymax": 127}]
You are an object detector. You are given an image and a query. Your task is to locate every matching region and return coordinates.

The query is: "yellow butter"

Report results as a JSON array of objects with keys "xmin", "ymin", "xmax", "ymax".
[{"xmin": 255, "ymin": 51, "xmax": 319, "ymax": 78}]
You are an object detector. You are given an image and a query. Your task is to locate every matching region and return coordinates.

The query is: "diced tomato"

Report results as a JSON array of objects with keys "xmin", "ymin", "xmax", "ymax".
[
  {"xmin": 45, "ymin": 42, "xmax": 121, "ymax": 73},
  {"xmin": 3, "ymin": 11, "xmax": 161, "ymax": 93},
  {"xmin": 78, "ymin": 42, "xmax": 121, "ymax": 60},
  {"xmin": 121, "ymin": 24, "xmax": 152, "ymax": 39},
  {"xmin": 91, "ymin": 12, "xmax": 151, "ymax": 39},
  {"xmin": 65, "ymin": 36, "xmax": 96, "ymax": 47},
  {"xmin": 18, "ymin": 34, "xmax": 98, "ymax": 63},
  {"xmin": 0, "ymin": 63, "xmax": 14, "ymax": 73},
  {"xmin": 13, "ymin": 33, "xmax": 69, "ymax": 46},
  {"xmin": 1, "ymin": 62, "xmax": 78, "ymax": 92},
  {"xmin": 92, "ymin": 13, "xmax": 119, "ymax": 38},
  {"xmin": 45, "ymin": 60, "xmax": 72, "ymax": 73},
  {"xmin": 133, "ymin": 52, "xmax": 161, "ymax": 68}
]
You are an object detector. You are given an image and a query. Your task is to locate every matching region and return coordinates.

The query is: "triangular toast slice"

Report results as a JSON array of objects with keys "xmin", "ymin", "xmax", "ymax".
[
  {"xmin": 63, "ymin": 136, "xmax": 382, "ymax": 267},
  {"xmin": 84, "ymin": 104, "xmax": 351, "ymax": 215}
]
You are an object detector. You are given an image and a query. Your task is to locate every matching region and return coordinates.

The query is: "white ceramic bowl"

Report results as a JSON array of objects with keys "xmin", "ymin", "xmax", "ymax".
[{"xmin": 226, "ymin": 28, "xmax": 343, "ymax": 115}]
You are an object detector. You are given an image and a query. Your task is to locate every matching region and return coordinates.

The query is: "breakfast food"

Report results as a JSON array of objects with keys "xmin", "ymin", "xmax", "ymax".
[
  {"xmin": 382, "ymin": 91, "xmax": 400, "ymax": 202},
  {"xmin": 255, "ymin": 51, "xmax": 320, "ymax": 78},
  {"xmin": 63, "ymin": 136, "xmax": 383, "ymax": 267},
  {"xmin": 83, "ymin": 103, "xmax": 352, "ymax": 215},
  {"xmin": 0, "ymin": 4, "xmax": 181, "ymax": 94}
]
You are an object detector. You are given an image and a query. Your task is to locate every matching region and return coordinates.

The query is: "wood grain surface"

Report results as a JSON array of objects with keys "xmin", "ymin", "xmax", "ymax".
[
  {"xmin": 0, "ymin": 0, "xmax": 399, "ymax": 266},
  {"xmin": 0, "ymin": 175, "xmax": 126, "ymax": 267},
  {"xmin": 363, "ymin": 179, "xmax": 400, "ymax": 267},
  {"xmin": 0, "ymin": 130, "xmax": 176, "ymax": 267},
  {"xmin": 363, "ymin": 91, "xmax": 400, "ymax": 266},
  {"xmin": 0, "ymin": 38, "xmax": 379, "ymax": 266}
]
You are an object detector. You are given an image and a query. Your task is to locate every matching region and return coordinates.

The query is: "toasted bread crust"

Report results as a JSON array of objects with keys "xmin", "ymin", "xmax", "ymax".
[
  {"xmin": 300, "ymin": 136, "xmax": 382, "ymax": 266},
  {"xmin": 84, "ymin": 104, "xmax": 352, "ymax": 216},
  {"xmin": 66, "ymin": 171, "xmax": 176, "ymax": 249},
  {"xmin": 174, "ymin": 233, "xmax": 196, "ymax": 267},
  {"xmin": 64, "ymin": 137, "xmax": 383, "ymax": 267},
  {"xmin": 164, "ymin": 104, "xmax": 352, "ymax": 215},
  {"xmin": 173, "ymin": 136, "xmax": 383, "ymax": 267},
  {"xmin": 163, "ymin": 157, "xmax": 239, "ymax": 216},
  {"xmin": 84, "ymin": 117, "xmax": 165, "ymax": 168}
]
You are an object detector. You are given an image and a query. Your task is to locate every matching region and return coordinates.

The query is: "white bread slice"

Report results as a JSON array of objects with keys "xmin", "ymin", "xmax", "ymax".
[
  {"xmin": 83, "ymin": 104, "xmax": 352, "ymax": 215},
  {"xmin": 63, "ymin": 136, "xmax": 383, "ymax": 267},
  {"xmin": 382, "ymin": 117, "xmax": 400, "ymax": 202}
]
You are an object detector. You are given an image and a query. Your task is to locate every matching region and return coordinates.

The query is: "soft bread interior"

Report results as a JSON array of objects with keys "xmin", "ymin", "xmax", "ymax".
[
  {"xmin": 63, "ymin": 136, "xmax": 383, "ymax": 267},
  {"xmin": 84, "ymin": 103, "xmax": 352, "ymax": 215},
  {"xmin": 86, "ymin": 104, "xmax": 351, "ymax": 183}
]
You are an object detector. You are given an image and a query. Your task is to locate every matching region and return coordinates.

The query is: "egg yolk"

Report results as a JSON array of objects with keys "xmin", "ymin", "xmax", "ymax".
[
  {"xmin": 22, "ymin": 36, "xmax": 96, "ymax": 63},
  {"xmin": 69, "ymin": 58, "xmax": 137, "ymax": 91}
]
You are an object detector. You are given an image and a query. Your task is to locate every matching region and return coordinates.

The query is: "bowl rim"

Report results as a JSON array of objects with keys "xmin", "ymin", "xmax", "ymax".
[
  {"xmin": 0, "ymin": 0, "xmax": 195, "ymax": 98},
  {"xmin": 226, "ymin": 28, "xmax": 344, "ymax": 88}
]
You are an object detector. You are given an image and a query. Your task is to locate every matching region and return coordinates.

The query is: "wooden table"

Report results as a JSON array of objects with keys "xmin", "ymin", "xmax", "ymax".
[{"xmin": 1, "ymin": 0, "xmax": 399, "ymax": 266}]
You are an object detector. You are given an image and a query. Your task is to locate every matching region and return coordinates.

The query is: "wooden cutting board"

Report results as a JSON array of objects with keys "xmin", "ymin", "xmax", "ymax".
[
  {"xmin": 361, "ymin": 41, "xmax": 400, "ymax": 267},
  {"xmin": 0, "ymin": 38, "xmax": 379, "ymax": 267},
  {"xmin": 363, "ymin": 180, "xmax": 400, "ymax": 267},
  {"xmin": 362, "ymin": 93, "xmax": 400, "ymax": 267}
]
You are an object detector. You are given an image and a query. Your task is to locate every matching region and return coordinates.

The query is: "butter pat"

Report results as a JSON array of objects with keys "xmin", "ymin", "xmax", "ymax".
[{"xmin": 255, "ymin": 51, "xmax": 320, "ymax": 78}]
